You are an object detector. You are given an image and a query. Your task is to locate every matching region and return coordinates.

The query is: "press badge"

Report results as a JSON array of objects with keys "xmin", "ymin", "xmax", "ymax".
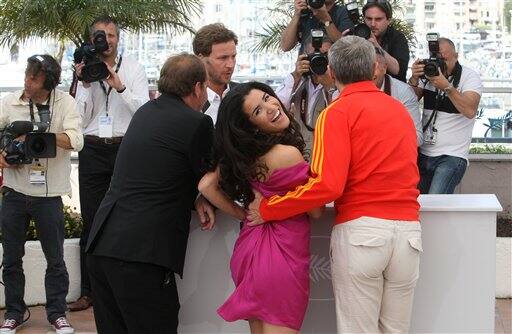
[
  {"xmin": 98, "ymin": 115, "xmax": 113, "ymax": 138},
  {"xmin": 29, "ymin": 164, "xmax": 46, "ymax": 185}
]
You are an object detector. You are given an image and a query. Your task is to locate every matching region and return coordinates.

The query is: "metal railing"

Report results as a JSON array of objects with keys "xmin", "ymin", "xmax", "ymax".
[{"xmin": 2, "ymin": 78, "xmax": 511, "ymax": 144}]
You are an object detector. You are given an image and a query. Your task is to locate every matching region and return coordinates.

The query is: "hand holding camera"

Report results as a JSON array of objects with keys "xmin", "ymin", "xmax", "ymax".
[
  {"xmin": 300, "ymin": 0, "xmax": 329, "ymax": 20},
  {"xmin": 294, "ymin": 0, "xmax": 308, "ymax": 16},
  {"xmin": 410, "ymin": 33, "xmax": 449, "ymax": 89},
  {"xmin": 104, "ymin": 64, "xmax": 125, "ymax": 92},
  {"xmin": 305, "ymin": 30, "xmax": 329, "ymax": 76},
  {"xmin": 73, "ymin": 30, "xmax": 110, "ymax": 83},
  {"xmin": 293, "ymin": 54, "xmax": 311, "ymax": 79}
]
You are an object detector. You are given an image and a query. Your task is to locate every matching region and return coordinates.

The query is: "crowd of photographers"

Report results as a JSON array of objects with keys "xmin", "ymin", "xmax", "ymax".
[{"xmin": 0, "ymin": 0, "xmax": 482, "ymax": 333}]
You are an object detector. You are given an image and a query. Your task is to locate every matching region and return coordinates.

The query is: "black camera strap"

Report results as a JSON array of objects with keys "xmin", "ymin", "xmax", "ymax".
[
  {"xmin": 422, "ymin": 61, "xmax": 463, "ymax": 132},
  {"xmin": 383, "ymin": 74, "xmax": 392, "ymax": 96},
  {"xmin": 99, "ymin": 55, "xmax": 123, "ymax": 117},
  {"xmin": 299, "ymin": 84, "xmax": 314, "ymax": 131},
  {"xmin": 28, "ymin": 93, "xmax": 51, "ymax": 123}
]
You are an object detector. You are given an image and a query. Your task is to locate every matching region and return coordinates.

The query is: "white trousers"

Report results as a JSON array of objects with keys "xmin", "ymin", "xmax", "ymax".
[{"xmin": 330, "ymin": 216, "xmax": 422, "ymax": 333}]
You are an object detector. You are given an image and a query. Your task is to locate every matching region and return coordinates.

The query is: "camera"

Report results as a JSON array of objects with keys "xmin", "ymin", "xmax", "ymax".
[
  {"xmin": 419, "ymin": 33, "xmax": 447, "ymax": 78},
  {"xmin": 2, "ymin": 104, "xmax": 56, "ymax": 165},
  {"xmin": 346, "ymin": 0, "xmax": 371, "ymax": 40},
  {"xmin": 307, "ymin": 29, "xmax": 329, "ymax": 76},
  {"xmin": 301, "ymin": 0, "xmax": 326, "ymax": 18},
  {"xmin": 73, "ymin": 30, "xmax": 109, "ymax": 83}
]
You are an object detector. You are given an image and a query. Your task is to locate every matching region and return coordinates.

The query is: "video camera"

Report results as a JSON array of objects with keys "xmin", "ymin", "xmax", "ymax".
[
  {"xmin": 1, "ymin": 104, "xmax": 56, "ymax": 165},
  {"xmin": 300, "ymin": 0, "xmax": 325, "ymax": 18},
  {"xmin": 307, "ymin": 29, "xmax": 329, "ymax": 76},
  {"xmin": 346, "ymin": 0, "xmax": 371, "ymax": 39},
  {"xmin": 420, "ymin": 33, "xmax": 447, "ymax": 78},
  {"xmin": 73, "ymin": 30, "xmax": 109, "ymax": 83}
]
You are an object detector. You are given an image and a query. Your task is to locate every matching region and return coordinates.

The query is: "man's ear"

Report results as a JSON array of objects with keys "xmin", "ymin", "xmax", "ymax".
[
  {"xmin": 328, "ymin": 65, "xmax": 335, "ymax": 81},
  {"xmin": 194, "ymin": 81, "xmax": 204, "ymax": 97}
]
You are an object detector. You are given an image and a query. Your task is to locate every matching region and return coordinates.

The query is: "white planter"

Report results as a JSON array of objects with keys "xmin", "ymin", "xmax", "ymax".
[
  {"xmin": 496, "ymin": 237, "xmax": 512, "ymax": 298},
  {"xmin": 0, "ymin": 238, "xmax": 80, "ymax": 307}
]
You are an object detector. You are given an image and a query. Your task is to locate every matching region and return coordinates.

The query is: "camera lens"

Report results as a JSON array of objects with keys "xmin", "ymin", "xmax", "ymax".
[
  {"xmin": 29, "ymin": 137, "xmax": 46, "ymax": 155},
  {"xmin": 310, "ymin": 54, "xmax": 328, "ymax": 75},
  {"xmin": 353, "ymin": 24, "xmax": 371, "ymax": 39},
  {"xmin": 307, "ymin": 0, "xmax": 325, "ymax": 9},
  {"xmin": 424, "ymin": 62, "xmax": 439, "ymax": 77}
]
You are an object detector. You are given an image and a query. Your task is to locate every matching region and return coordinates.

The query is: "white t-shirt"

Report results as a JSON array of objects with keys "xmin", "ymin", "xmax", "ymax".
[{"xmin": 419, "ymin": 65, "xmax": 483, "ymax": 160}]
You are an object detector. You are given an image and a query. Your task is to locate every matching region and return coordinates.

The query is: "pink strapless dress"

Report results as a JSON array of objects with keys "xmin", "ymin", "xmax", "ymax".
[{"xmin": 217, "ymin": 161, "xmax": 311, "ymax": 331}]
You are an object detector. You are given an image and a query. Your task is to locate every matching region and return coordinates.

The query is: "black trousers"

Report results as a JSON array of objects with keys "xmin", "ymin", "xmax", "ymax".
[
  {"xmin": 1, "ymin": 188, "xmax": 68, "ymax": 323},
  {"xmin": 87, "ymin": 254, "xmax": 180, "ymax": 334},
  {"xmin": 78, "ymin": 139, "xmax": 120, "ymax": 297}
]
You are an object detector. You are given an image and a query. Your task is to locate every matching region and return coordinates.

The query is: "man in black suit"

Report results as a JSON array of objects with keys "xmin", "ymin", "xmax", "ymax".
[{"xmin": 85, "ymin": 53, "xmax": 216, "ymax": 334}]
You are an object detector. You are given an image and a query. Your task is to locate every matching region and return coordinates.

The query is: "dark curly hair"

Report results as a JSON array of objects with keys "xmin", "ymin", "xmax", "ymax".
[{"xmin": 212, "ymin": 81, "xmax": 305, "ymax": 206}]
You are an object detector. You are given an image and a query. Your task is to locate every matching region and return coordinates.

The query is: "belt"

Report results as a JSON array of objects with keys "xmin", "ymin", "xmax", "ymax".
[{"xmin": 84, "ymin": 135, "xmax": 123, "ymax": 145}]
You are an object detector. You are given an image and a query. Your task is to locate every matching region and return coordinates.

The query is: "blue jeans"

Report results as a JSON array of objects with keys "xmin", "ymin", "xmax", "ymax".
[
  {"xmin": 1, "ymin": 187, "xmax": 69, "ymax": 323},
  {"xmin": 418, "ymin": 153, "xmax": 468, "ymax": 194}
]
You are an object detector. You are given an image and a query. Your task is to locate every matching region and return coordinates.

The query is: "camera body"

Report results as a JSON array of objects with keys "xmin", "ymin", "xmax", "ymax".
[
  {"xmin": 307, "ymin": 30, "xmax": 329, "ymax": 76},
  {"xmin": 420, "ymin": 33, "xmax": 447, "ymax": 78},
  {"xmin": 2, "ymin": 104, "xmax": 57, "ymax": 165},
  {"xmin": 346, "ymin": 0, "xmax": 371, "ymax": 40},
  {"xmin": 301, "ymin": 0, "xmax": 326, "ymax": 18},
  {"xmin": 73, "ymin": 30, "xmax": 110, "ymax": 83}
]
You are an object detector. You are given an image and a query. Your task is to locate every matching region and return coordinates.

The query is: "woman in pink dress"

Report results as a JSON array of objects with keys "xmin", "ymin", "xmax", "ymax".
[{"xmin": 199, "ymin": 82, "xmax": 321, "ymax": 334}]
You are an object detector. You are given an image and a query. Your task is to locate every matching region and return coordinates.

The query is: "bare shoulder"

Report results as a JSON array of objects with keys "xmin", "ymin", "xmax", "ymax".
[{"xmin": 261, "ymin": 144, "xmax": 305, "ymax": 173}]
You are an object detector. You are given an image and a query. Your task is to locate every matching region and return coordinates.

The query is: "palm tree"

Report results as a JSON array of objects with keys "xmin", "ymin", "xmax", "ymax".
[
  {"xmin": 253, "ymin": 0, "xmax": 415, "ymax": 53},
  {"xmin": 0, "ymin": 0, "xmax": 202, "ymax": 62}
]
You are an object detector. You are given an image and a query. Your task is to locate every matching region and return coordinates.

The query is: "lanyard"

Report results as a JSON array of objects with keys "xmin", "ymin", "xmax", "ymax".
[{"xmin": 99, "ymin": 55, "xmax": 123, "ymax": 117}]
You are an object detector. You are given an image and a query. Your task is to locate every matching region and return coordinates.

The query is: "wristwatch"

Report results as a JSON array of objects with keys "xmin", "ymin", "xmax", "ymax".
[
  {"xmin": 116, "ymin": 85, "xmax": 127, "ymax": 94},
  {"xmin": 324, "ymin": 20, "xmax": 332, "ymax": 28},
  {"xmin": 443, "ymin": 83, "xmax": 454, "ymax": 94}
]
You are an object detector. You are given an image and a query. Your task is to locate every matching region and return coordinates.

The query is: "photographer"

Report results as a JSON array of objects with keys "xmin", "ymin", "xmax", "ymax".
[
  {"xmin": 409, "ymin": 37, "xmax": 483, "ymax": 194},
  {"xmin": 0, "ymin": 54, "xmax": 83, "ymax": 333},
  {"xmin": 363, "ymin": 0, "xmax": 409, "ymax": 82},
  {"xmin": 373, "ymin": 47, "xmax": 423, "ymax": 146},
  {"xmin": 71, "ymin": 15, "xmax": 149, "ymax": 311},
  {"xmin": 276, "ymin": 32, "xmax": 335, "ymax": 151},
  {"xmin": 281, "ymin": 0, "xmax": 353, "ymax": 53}
]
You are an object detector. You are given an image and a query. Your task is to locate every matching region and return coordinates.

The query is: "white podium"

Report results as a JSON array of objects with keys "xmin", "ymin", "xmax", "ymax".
[{"xmin": 177, "ymin": 194, "xmax": 502, "ymax": 333}]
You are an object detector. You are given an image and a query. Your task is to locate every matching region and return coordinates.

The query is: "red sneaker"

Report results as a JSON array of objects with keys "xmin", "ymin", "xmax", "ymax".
[{"xmin": 0, "ymin": 319, "xmax": 21, "ymax": 334}]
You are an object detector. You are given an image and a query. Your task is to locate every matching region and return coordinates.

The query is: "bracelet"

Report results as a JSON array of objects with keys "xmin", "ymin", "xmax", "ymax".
[
  {"xmin": 116, "ymin": 85, "xmax": 126, "ymax": 93},
  {"xmin": 408, "ymin": 79, "xmax": 419, "ymax": 87}
]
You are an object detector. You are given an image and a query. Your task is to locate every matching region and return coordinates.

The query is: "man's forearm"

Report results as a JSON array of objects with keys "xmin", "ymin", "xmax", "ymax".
[
  {"xmin": 325, "ymin": 24, "xmax": 342, "ymax": 43},
  {"xmin": 407, "ymin": 77, "xmax": 424, "ymax": 99},
  {"xmin": 446, "ymin": 90, "xmax": 478, "ymax": 119},
  {"xmin": 281, "ymin": 15, "xmax": 301, "ymax": 51},
  {"xmin": 384, "ymin": 51, "xmax": 400, "ymax": 75}
]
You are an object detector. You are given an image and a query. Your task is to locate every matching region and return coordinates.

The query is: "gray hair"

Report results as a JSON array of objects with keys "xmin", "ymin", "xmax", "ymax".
[
  {"xmin": 328, "ymin": 36, "xmax": 376, "ymax": 85},
  {"xmin": 439, "ymin": 37, "xmax": 456, "ymax": 52}
]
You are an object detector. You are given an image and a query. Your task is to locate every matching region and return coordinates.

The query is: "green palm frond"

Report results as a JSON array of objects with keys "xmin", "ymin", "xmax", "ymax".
[
  {"xmin": 254, "ymin": 0, "xmax": 415, "ymax": 53},
  {"xmin": 0, "ymin": 0, "xmax": 202, "ymax": 50}
]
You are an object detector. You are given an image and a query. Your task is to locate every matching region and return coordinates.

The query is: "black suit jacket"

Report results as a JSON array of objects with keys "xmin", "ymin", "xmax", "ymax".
[{"xmin": 85, "ymin": 93, "xmax": 214, "ymax": 277}]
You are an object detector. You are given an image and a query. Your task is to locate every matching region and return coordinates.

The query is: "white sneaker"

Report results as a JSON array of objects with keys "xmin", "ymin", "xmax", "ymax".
[
  {"xmin": 0, "ymin": 319, "xmax": 21, "ymax": 334},
  {"xmin": 51, "ymin": 317, "xmax": 74, "ymax": 334}
]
